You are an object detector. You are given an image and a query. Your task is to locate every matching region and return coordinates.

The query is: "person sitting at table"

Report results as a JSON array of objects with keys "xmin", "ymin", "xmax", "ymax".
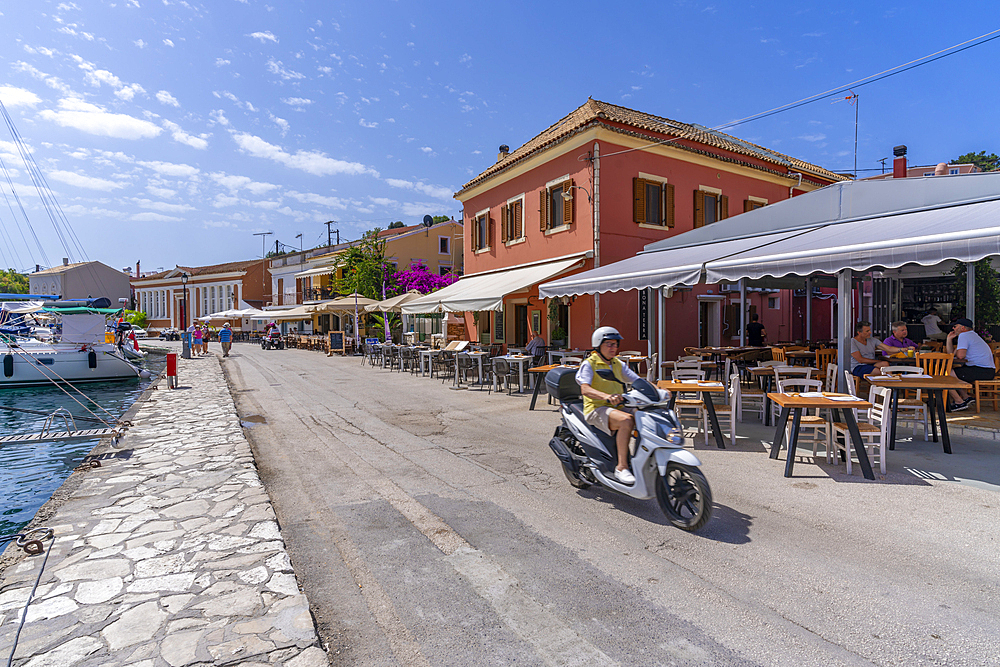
[
  {"xmin": 526, "ymin": 332, "xmax": 546, "ymax": 363},
  {"xmin": 576, "ymin": 326, "xmax": 641, "ymax": 485},
  {"xmin": 945, "ymin": 317, "xmax": 995, "ymax": 411},
  {"xmin": 850, "ymin": 321, "xmax": 893, "ymax": 377},
  {"xmin": 882, "ymin": 321, "xmax": 918, "ymax": 352},
  {"xmin": 746, "ymin": 313, "xmax": 767, "ymax": 347}
]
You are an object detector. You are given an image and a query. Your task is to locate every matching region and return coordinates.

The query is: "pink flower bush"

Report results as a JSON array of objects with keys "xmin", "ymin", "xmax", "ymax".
[{"xmin": 385, "ymin": 263, "xmax": 458, "ymax": 296}]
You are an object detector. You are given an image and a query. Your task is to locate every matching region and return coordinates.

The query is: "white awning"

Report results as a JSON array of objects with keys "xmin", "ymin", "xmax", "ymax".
[
  {"xmin": 294, "ymin": 264, "xmax": 338, "ymax": 279},
  {"xmin": 705, "ymin": 198, "xmax": 1000, "ymax": 283},
  {"xmin": 402, "ymin": 254, "xmax": 588, "ymax": 313},
  {"xmin": 252, "ymin": 306, "xmax": 314, "ymax": 320},
  {"xmin": 537, "ymin": 231, "xmax": 801, "ymax": 297}
]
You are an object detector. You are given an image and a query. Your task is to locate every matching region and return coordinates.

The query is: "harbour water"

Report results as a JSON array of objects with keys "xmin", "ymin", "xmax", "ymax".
[{"xmin": 0, "ymin": 351, "xmax": 166, "ymax": 535}]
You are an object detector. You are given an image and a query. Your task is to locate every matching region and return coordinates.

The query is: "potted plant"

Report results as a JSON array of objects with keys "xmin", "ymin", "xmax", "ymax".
[{"xmin": 550, "ymin": 326, "xmax": 567, "ymax": 348}]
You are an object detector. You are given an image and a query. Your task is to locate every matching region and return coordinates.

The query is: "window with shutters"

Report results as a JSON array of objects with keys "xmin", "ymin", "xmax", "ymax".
[
  {"xmin": 500, "ymin": 195, "xmax": 525, "ymax": 244},
  {"xmin": 632, "ymin": 176, "xmax": 674, "ymax": 227},
  {"xmin": 539, "ymin": 179, "xmax": 573, "ymax": 232},
  {"xmin": 744, "ymin": 197, "xmax": 767, "ymax": 212},
  {"xmin": 693, "ymin": 188, "xmax": 728, "ymax": 228},
  {"xmin": 471, "ymin": 210, "xmax": 491, "ymax": 251}
]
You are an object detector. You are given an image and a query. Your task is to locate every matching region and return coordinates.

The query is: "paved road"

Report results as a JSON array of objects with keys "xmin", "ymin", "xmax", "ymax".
[{"xmin": 222, "ymin": 342, "xmax": 1000, "ymax": 666}]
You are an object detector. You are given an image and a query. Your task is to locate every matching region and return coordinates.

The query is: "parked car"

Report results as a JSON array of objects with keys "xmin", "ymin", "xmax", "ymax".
[
  {"xmin": 131, "ymin": 326, "xmax": 148, "ymax": 338},
  {"xmin": 158, "ymin": 328, "xmax": 181, "ymax": 341}
]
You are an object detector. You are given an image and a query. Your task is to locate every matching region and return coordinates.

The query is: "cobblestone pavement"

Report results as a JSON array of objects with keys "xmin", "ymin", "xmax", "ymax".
[{"xmin": 0, "ymin": 351, "xmax": 327, "ymax": 667}]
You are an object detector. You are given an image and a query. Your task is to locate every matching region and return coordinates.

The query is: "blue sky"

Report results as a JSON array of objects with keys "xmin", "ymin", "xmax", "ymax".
[{"xmin": 1, "ymin": 1, "xmax": 997, "ymax": 274}]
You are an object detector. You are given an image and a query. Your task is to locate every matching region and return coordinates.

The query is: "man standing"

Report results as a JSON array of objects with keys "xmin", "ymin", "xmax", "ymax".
[
  {"xmin": 945, "ymin": 318, "xmax": 995, "ymax": 411},
  {"xmin": 219, "ymin": 322, "xmax": 233, "ymax": 358},
  {"xmin": 882, "ymin": 321, "xmax": 918, "ymax": 352},
  {"xmin": 922, "ymin": 308, "xmax": 946, "ymax": 341},
  {"xmin": 746, "ymin": 314, "xmax": 766, "ymax": 347}
]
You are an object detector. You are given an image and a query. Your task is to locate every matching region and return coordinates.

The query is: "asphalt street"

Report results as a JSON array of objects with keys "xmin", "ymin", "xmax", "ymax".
[{"xmin": 218, "ymin": 342, "xmax": 1000, "ymax": 666}]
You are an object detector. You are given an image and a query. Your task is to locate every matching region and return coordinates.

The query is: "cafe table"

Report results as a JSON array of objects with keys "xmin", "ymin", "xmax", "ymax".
[
  {"xmin": 419, "ymin": 348, "xmax": 441, "ymax": 376},
  {"xmin": 865, "ymin": 374, "xmax": 971, "ymax": 454},
  {"xmin": 493, "ymin": 354, "xmax": 532, "ymax": 392},
  {"xmin": 784, "ymin": 350, "xmax": 816, "ymax": 365},
  {"xmin": 656, "ymin": 380, "xmax": 728, "ymax": 449},
  {"xmin": 548, "ymin": 349, "xmax": 586, "ymax": 365},
  {"xmin": 458, "ymin": 350, "xmax": 490, "ymax": 388},
  {"xmin": 526, "ymin": 363, "xmax": 563, "ymax": 410},
  {"xmin": 661, "ymin": 359, "xmax": 721, "ymax": 381},
  {"xmin": 619, "ymin": 355, "xmax": 647, "ymax": 375},
  {"xmin": 749, "ymin": 366, "xmax": 817, "ymax": 426},
  {"xmin": 768, "ymin": 392, "xmax": 875, "ymax": 480}
]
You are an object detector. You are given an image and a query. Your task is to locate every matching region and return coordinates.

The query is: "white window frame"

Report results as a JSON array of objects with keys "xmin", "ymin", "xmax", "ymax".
[
  {"xmin": 438, "ymin": 236, "xmax": 451, "ymax": 255},
  {"xmin": 473, "ymin": 207, "xmax": 490, "ymax": 253},
  {"xmin": 504, "ymin": 193, "xmax": 526, "ymax": 243}
]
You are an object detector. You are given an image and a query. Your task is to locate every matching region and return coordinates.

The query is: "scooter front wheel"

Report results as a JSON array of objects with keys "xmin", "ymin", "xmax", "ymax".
[{"xmin": 655, "ymin": 463, "xmax": 712, "ymax": 531}]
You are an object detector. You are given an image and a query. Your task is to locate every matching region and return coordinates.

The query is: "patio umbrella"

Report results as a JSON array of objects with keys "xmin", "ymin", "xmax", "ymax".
[{"xmin": 363, "ymin": 290, "xmax": 425, "ymax": 313}]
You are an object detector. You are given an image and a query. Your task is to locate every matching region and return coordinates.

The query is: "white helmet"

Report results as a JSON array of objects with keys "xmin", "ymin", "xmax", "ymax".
[{"xmin": 591, "ymin": 326, "xmax": 624, "ymax": 348}]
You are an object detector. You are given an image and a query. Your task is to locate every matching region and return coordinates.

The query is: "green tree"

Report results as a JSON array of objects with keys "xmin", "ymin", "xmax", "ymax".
[
  {"xmin": 336, "ymin": 229, "xmax": 389, "ymax": 300},
  {"xmin": 432, "ymin": 215, "xmax": 451, "ymax": 224},
  {"xmin": 950, "ymin": 258, "xmax": 1000, "ymax": 329},
  {"xmin": 0, "ymin": 269, "xmax": 28, "ymax": 294},
  {"xmin": 122, "ymin": 310, "xmax": 148, "ymax": 328},
  {"xmin": 388, "ymin": 221, "xmax": 405, "ymax": 229},
  {"xmin": 951, "ymin": 151, "xmax": 999, "ymax": 172}
]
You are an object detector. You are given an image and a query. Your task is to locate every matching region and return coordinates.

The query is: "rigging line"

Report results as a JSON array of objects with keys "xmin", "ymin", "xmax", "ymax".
[
  {"xmin": 4, "ymin": 531, "xmax": 55, "ymax": 667},
  {"xmin": 0, "ymin": 103, "xmax": 74, "ymax": 262},
  {"xmin": 598, "ymin": 28, "xmax": 1000, "ymax": 161},
  {"xmin": 3, "ymin": 345, "xmax": 118, "ymax": 424},
  {"xmin": 0, "ymin": 155, "xmax": 47, "ymax": 267}
]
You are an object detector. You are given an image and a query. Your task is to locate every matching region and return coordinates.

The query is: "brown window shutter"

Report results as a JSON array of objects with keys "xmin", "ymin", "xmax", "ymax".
[
  {"xmin": 539, "ymin": 190, "xmax": 547, "ymax": 231},
  {"xmin": 744, "ymin": 199, "xmax": 753, "ymax": 213},
  {"xmin": 694, "ymin": 190, "xmax": 705, "ymax": 228},
  {"xmin": 633, "ymin": 177, "xmax": 645, "ymax": 224},
  {"xmin": 720, "ymin": 195, "xmax": 729, "ymax": 220},
  {"xmin": 472, "ymin": 216, "xmax": 480, "ymax": 248},
  {"xmin": 514, "ymin": 201, "xmax": 523, "ymax": 239},
  {"xmin": 664, "ymin": 183, "xmax": 675, "ymax": 228},
  {"xmin": 563, "ymin": 180, "xmax": 574, "ymax": 225},
  {"xmin": 500, "ymin": 204, "xmax": 508, "ymax": 243},
  {"xmin": 488, "ymin": 216, "xmax": 494, "ymax": 248}
]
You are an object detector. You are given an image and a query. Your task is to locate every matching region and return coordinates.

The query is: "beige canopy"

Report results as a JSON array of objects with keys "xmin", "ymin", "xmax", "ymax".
[
  {"xmin": 308, "ymin": 294, "xmax": 380, "ymax": 313},
  {"xmin": 363, "ymin": 290, "xmax": 425, "ymax": 313}
]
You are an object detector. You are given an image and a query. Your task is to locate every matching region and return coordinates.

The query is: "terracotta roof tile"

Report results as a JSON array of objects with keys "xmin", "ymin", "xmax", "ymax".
[
  {"xmin": 458, "ymin": 98, "xmax": 847, "ymax": 194},
  {"xmin": 133, "ymin": 259, "xmax": 261, "ymax": 282}
]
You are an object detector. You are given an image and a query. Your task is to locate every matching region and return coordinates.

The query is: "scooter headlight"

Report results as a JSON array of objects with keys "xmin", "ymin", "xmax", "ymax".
[{"xmin": 655, "ymin": 422, "xmax": 683, "ymax": 446}]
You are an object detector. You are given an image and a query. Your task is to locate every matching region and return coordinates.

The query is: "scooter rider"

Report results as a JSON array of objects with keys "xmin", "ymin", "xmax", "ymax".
[{"xmin": 576, "ymin": 326, "xmax": 641, "ymax": 484}]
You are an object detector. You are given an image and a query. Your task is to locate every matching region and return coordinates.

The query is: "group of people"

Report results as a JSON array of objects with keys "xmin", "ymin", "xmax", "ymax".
[
  {"xmin": 850, "ymin": 318, "xmax": 995, "ymax": 411},
  {"xmin": 185, "ymin": 322, "xmax": 234, "ymax": 357}
]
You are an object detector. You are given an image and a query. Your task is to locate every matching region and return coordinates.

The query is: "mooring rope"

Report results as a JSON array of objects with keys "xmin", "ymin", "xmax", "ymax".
[{"xmin": 1, "ymin": 528, "xmax": 55, "ymax": 667}]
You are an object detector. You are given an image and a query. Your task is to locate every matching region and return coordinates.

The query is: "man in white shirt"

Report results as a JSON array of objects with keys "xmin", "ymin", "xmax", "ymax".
[
  {"xmin": 921, "ymin": 308, "xmax": 946, "ymax": 341},
  {"xmin": 946, "ymin": 317, "xmax": 996, "ymax": 410}
]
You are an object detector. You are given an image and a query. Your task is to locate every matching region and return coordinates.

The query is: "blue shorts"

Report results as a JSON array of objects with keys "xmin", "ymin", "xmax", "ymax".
[{"xmin": 851, "ymin": 364, "xmax": 875, "ymax": 377}]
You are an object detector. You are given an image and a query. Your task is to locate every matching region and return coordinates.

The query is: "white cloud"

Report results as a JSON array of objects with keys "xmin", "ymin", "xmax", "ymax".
[
  {"xmin": 131, "ymin": 211, "xmax": 182, "ymax": 222},
  {"xmin": 48, "ymin": 170, "xmax": 125, "ymax": 191},
  {"xmin": 799, "ymin": 133, "xmax": 826, "ymax": 142},
  {"xmin": 459, "ymin": 53, "xmax": 471, "ymax": 63},
  {"xmin": 209, "ymin": 172, "xmax": 278, "ymax": 195},
  {"xmin": 156, "ymin": 90, "xmax": 180, "ymax": 107},
  {"xmin": 209, "ymin": 109, "xmax": 229, "ymax": 126},
  {"xmin": 146, "ymin": 185, "xmax": 176, "ymax": 198},
  {"xmin": 231, "ymin": 132, "xmax": 378, "ymax": 177},
  {"xmin": 39, "ymin": 98, "xmax": 162, "ymax": 139},
  {"xmin": 384, "ymin": 178, "xmax": 453, "ymax": 200},
  {"xmin": 0, "ymin": 86, "xmax": 41, "ymax": 107},
  {"xmin": 286, "ymin": 190, "xmax": 350, "ymax": 209},
  {"xmin": 161, "ymin": 120, "xmax": 208, "ymax": 150},
  {"xmin": 114, "ymin": 83, "xmax": 146, "ymax": 101},
  {"xmin": 270, "ymin": 114, "xmax": 289, "ymax": 136},
  {"xmin": 138, "ymin": 160, "xmax": 200, "ymax": 177},
  {"xmin": 266, "ymin": 58, "xmax": 305, "ymax": 80},
  {"xmin": 282, "ymin": 97, "xmax": 313, "ymax": 107},
  {"xmin": 247, "ymin": 31, "xmax": 278, "ymax": 43},
  {"xmin": 212, "ymin": 194, "xmax": 241, "ymax": 208},
  {"xmin": 83, "ymin": 68, "xmax": 121, "ymax": 88},
  {"xmin": 215, "ymin": 58, "xmax": 230, "ymax": 66},
  {"xmin": 420, "ymin": 146, "xmax": 433, "ymax": 153},
  {"xmin": 134, "ymin": 39, "xmax": 147, "ymax": 48},
  {"xmin": 135, "ymin": 199, "xmax": 195, "ymax": 214},
  {"xmin": 163, "ymin": 39, "xmax": 174, "ymax": 47},
  {"xmin": 23, "ymin": 45, "xmax": 55, "ymax": 57},
  {"xmin": 359, "ymin": 118, "xmax": 378, "ymax": 128}
]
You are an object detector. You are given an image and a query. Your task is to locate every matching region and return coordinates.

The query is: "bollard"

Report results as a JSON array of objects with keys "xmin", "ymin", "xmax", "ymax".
[{"xmin": 166, "ymin": 352, "xmax": 178, "ymax": 389}]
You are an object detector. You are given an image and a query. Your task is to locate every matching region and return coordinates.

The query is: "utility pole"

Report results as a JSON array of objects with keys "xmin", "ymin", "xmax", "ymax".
[
  {"xmin": 253, "ymin": 231, "xmax": 273, "ymax": 305},
  {"xmin": 325, "ymin": 220, "xmax": 339, "ymax": 248}
]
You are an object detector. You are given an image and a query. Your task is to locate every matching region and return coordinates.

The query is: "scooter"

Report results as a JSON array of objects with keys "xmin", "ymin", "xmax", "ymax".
[
  {"xmin": 260, "ymin": 329, "xmax": 284, "ymax": 350},
  {"xmin": 545, "ymin": 366, "xmax": 713, "ymax": 531}
]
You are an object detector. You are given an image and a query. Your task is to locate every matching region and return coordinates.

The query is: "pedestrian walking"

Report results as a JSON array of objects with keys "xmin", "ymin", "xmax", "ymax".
[
  {"xmin": 219, "ymin": 322, "xmax": 233, "ymax": 357},
  {"xmin": 193, "ymin": 325, "xmax": 204, "ymax": 355}
]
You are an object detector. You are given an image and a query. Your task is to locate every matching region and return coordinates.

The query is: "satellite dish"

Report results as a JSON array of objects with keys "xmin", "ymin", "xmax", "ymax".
[{"xmin": 422, "ymin": 215, "xmax": 433, "ymax": 227}]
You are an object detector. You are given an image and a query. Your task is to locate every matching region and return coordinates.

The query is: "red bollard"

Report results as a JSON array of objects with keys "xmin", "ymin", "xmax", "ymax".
[{"xmin": 166, "ymin": 352, "xmax": 178, "ymax": 389}]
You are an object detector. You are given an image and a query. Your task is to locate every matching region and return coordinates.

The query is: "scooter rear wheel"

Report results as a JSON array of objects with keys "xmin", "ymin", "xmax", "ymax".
[
  {"xmin": 655, "ymin": 463, "xmax": 712, "ymax": 531},
  {"xmin": 561, "ymin": 462, "xmax": 591, "ymax": 489}
]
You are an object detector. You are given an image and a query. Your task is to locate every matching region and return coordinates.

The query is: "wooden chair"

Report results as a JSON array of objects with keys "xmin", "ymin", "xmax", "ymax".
[
  {"xmin": 814, "ymin": 349, "xmax": 837, "ymax": 382},
  {"xmin": 922, "ymin": 340, "xmax": 944, "ymax": 352},
  {"xmin": 832, "ymin": 386, "xmax": 892, "ymax": 475},
  {"xmin": 974, "ymin": 350, "xmax": 1000, "ymax": 413},
  {"xmin": 917, "ymin": 352, "xmax": 953, "ymax": 377},
  {"xmin": 776, "ymin": 378, "xmax": 832, "ymax": 463},
  {"xmin": 770, "ymin": 347, "xmax": 787, "ymax": 363}
]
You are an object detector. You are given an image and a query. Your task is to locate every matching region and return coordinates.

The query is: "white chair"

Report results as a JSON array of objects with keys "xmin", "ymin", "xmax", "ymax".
[
  {"xmin": 671, "ymin": 369, "xmax": 706, "ymax": 442},
  {"xmin": 824, "ymin": 363, "xmax": 838, "ymax": 393},
  {"xmin": 831, "ymin": 386, "xmax": 892, "ymax": 475},
  {"xmin": 842, "ymin": 371, "xmax": 869, "ymax": 421},
  {"xmin": 769, "ymin": 367, "xmax": 814, "ymax": 422},
  {"xmin": 701, "ymin": 373, "xmax": 739, "ymax": 447},
  {"xmin": 678, "ymin": 355, "xmax": 702, "ymax": 362},
  {"xmin": 881, "ymin": 365, "xmax": 929, "ymax": 441},
  {"xmin": 776, "ymin": 378, "xmax": 832, "ymax": 463}
]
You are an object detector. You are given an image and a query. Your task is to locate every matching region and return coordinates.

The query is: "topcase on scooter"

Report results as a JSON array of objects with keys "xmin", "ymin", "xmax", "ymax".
[{"xmin": 545, "ymin": 366, "xmax": 581, "ymax": 402}]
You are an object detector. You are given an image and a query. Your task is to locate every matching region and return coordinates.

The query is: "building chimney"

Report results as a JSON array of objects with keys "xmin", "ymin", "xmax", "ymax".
[
  {"xmin": 892, "ymin": 145, "xmax": 907, "ymax": 179},
  {"xmin": 136, "ymin": 260, "xmax": 141, "ymax": 277},
  {"xmin": 934, "ymin": 162, "xmax": 948, "ymax": 176},
  {"xmin": 497, "ymin": 144, "xmax": 509, "ymax": 163},
  {"xmin": 35, "ymin": 264, "xmax": 40, "ymax": 273},
  {"xmin": 62, "ymin": 257, "xmax": 69, "ymax": 266}
]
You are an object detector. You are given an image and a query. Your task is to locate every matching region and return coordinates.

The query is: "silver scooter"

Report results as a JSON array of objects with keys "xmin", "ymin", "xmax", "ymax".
[{"xmin": 545, "ymin": 367, "xmax": 713, "ymax": 531}]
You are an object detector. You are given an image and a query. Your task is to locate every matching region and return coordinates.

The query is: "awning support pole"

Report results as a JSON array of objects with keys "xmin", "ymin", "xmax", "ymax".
[
  {"xmin": 966, "ymin": 262, "xmax": 976, "ymax": 325},
  {"xmin": 837, "ymin": 270, "xmax": 853, "ymax": 391},
  {"xmin": 658, "ymin": 288, "xmax": 666, "ymax": 381},
  {"xmin": 739, "ymin": 280, "xmax": 746, "ymax": 346},
  {"xmin": 805, "ymin": 277, "xmax": 812, "ymax": 343}
]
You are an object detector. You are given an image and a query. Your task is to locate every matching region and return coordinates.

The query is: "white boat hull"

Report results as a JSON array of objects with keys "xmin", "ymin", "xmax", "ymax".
[{"xmin": 1, "ymin": 342, "xmax": 141, "ymax": 387}]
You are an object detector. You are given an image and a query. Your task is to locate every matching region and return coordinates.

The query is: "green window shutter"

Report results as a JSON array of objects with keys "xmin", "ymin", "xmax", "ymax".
[
  {"xmin": 664, "ymin": 183, "xmax": 675, "ymax": 228},
  {"xmin": 633, "ymin": 177, "xmax": 645, "ymax": 224}
]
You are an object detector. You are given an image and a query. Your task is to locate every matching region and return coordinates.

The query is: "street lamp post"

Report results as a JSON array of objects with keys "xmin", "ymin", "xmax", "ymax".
[
  {"xmin": 181, "ymin": 272, "xmax": 191, "ymax": 359},
  {"xmin": 253, "ymin": 231, "xmax": 273, "ymax": 305}
]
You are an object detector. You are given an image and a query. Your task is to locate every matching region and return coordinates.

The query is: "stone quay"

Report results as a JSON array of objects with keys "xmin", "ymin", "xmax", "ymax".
[{"xmin": 0, "ymin": 350, "xmax": 326, "ymax": 667}]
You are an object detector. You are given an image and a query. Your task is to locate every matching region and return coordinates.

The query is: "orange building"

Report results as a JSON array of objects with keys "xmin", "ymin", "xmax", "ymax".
[{"xmin": 444, "ymin": 99, "xmax": 845, "ymax": 356}]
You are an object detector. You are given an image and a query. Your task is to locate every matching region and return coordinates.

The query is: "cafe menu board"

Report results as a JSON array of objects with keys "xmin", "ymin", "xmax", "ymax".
[{"xmin": 328, "ymin": 331, "xmax": 345, "ymax": 354}]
